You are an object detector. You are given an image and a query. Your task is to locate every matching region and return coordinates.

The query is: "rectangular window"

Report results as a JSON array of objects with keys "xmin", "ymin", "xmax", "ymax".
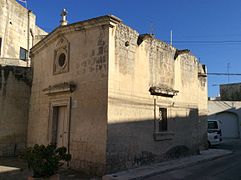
[
  {"xmin": 159, "ymin": 108, "xmax": 167, "ymax": 131},
  {"xmin": 20, "ymin": 47, "xmax": 28, "ymax": 61}
]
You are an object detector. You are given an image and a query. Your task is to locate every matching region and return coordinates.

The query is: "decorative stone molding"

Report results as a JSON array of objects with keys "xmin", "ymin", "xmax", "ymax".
[
  {"xmin": 53, "ymin": 36, "xmax": 70, "ymax": 75},
  {"xmin": 149, "ymin": 86, "xmax": 179, "ymax": 97},
  {"xmin": 43, "ymin": 82, "xmax": 76, "ymax": 95}
]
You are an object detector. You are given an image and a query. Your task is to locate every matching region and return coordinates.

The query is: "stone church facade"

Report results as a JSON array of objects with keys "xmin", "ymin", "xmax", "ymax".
[{"xmin": 28, "ymin": 15, "xmax": 208, "ymax": 175}]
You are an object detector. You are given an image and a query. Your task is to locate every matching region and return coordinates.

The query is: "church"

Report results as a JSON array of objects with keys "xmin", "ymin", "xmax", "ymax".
[{"xmin": 27, "ymin": 10, "xmax": 208, "ymax": 175}]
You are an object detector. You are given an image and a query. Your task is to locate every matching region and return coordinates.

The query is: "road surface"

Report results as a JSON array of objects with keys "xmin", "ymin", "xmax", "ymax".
[{"xmin": 145, "ymin": 139, "xmax": 241, "ymax": 180}]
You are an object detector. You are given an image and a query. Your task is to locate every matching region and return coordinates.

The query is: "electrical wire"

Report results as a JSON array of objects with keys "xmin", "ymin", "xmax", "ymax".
[
  {"xmin": 208, "ymin": 73, "xmax": 241, "ymax": 76},
  {"xmin": 164, "ymin": 40, "xmax": 241, "ymax": 45}
]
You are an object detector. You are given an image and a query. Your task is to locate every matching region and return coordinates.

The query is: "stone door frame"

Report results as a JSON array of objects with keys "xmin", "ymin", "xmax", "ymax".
[{"xmin": 49, "ymin": 98, "xmax": 71, "ymax": 151}]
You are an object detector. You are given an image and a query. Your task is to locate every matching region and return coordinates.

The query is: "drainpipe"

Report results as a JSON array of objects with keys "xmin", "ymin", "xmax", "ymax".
[{"xmin": 27, "ymin": 10, "xmax": 31, "ymax": 67}]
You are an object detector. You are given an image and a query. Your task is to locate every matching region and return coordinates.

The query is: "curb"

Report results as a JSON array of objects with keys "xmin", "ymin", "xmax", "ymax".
[{"xmin": 102, "ymin": 149, "xmax": 233, "ymax": 180}]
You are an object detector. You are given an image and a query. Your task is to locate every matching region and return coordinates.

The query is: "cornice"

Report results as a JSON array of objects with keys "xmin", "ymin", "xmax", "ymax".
[{"xmin": 30, "ymin": 15, "xmax": 122, "ymax": 56}]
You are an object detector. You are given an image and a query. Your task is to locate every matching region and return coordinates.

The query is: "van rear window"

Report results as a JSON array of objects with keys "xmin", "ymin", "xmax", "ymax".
[{"xmin": 208, "ymin": 121, "xmax": 218, "ymax": 129}]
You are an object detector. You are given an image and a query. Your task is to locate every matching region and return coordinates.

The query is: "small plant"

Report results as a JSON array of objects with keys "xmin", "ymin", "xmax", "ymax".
[{"xmin": 21, "ymin": 144, "xmax": 71, "ymax": 178}]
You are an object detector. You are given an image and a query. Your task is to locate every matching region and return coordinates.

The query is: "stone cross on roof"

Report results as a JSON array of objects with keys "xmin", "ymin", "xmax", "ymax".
[{"xmin": 60, "ymin": 9, "xmax": 68, "ymax": 26}]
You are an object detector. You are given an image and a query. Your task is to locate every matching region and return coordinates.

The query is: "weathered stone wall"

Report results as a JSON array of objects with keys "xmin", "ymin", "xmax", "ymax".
[
  {"xmin": 0, "ymin": 0, "xmax": 47, "ymax": 66},
  {"xmin": 107, "ymin": 22, "xmax": 208, "ymax": 173},
  {"xmin": 198, "ymin": 63, "xmax": 208, "ymax": 146},
  {"xmin": 28, "ymin": 15, "xmax": 207, "ymax": 175},
  {"xmin": 148, "ymin": 39, "xmax": 175, "ymax": 88},
  {"xmin": 220, "ymin": 83, "xmax": 241, "ymax": 101},
  {"xmin": 0, "ymin": 0, "xmax": 46, "ymax": 158},
  {"xmin": 175, "ymin": 55, "xmax": 208, "ymax": 149},
  {"xmin": 28, "ymin": 18, "xmax": 110, "ymax": 175},
  {"xmin": 33, "ymin": 26, "xmax": 47, "ymax": 45},
  {"xmin": 0, "ymin": 65, "xmax": 31, "ymax": 156}
]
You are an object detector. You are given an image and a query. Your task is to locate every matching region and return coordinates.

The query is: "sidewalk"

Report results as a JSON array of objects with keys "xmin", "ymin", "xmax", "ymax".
[
  {"xmin": 0, "ymin": 157, "xmax": 94, "ymax": 180},
  {"xmin": 102, "ymin": 149, "xmax": 233, "ymax": 180}
]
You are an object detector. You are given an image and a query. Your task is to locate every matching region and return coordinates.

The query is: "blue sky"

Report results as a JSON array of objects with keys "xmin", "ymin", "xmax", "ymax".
[{"xmin": 20, "ymin": 0, "xmax": 241, "ymax": 97}]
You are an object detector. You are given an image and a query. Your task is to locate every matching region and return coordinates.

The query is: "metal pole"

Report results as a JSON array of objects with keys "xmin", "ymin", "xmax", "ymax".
[{"xmin": 27, "ymin": 10, "xmax": 30, "ymax": 67}]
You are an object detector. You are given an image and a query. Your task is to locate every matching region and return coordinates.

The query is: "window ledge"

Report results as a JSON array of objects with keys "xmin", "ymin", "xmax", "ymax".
[{"xmin": 153, "ymin": 131, "xmax": 174, "ymax": 141}]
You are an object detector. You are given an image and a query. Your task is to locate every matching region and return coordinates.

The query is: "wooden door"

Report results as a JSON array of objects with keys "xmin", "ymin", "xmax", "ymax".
[{"xmin": 56, "ymin": 106, "xmax": 68, "ymax": 147}]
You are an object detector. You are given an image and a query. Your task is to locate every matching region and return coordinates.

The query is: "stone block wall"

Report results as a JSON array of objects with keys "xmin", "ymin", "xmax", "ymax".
[
  {"xmin": 0, "ymin": 0, "xmax": 47, "ymax": 66},
  {"xmin": 28, "ymin": 16, "xmax": 114, "ymax": 175},
  {"xmin": 27, "ymin": 15, "xmax": 207, "ymax": 175},
  {"xmin": 106, "ymin": 22, "xmax": 207, "ymax": 173},
  {"xmin": 0, "ymin": 65, "xmax": 31, "ymax": 156}
]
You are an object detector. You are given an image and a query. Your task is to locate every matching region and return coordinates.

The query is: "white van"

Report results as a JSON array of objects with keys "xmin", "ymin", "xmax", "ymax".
[{"xmin": 207, "ymin": 119, "xmax": 222, "ymax": 147}]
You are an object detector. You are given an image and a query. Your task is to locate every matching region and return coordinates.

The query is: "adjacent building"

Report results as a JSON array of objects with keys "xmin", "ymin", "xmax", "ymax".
[
  {"xmin": 0, "ymin": 0, "xmax": 46, "ymax": 66},
  {"xmin": 220, "ymin": 83, "xmax": 241, "ymax": 101},
  {"xmin": 208, "ymin": 83, "xmax": 241, "ymax": 139},
  {"xmin": 0, "ymin": 0, "xmax": 47, "ymax": 156},
  {"xmin": 28, "ymin": 15, "xmax": 208, "ymax": 175},
  {"xmin": 208, "ymin": 101, "xmax": 241, "ymax": 138}
]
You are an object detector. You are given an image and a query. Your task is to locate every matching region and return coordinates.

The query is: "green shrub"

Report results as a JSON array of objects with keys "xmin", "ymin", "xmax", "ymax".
[{"xmin": 21, "ymin": 144, "xmax": 71, "ymax": 178}]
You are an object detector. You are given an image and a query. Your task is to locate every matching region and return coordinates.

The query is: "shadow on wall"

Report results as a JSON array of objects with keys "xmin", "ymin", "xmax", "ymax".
[
  {"xmin": 0, "ymin": 66, "xmax": 32, "ymax": 157},
  {"xmin": 106, "ymin": 110, "xmax": 207, "ymax": 173}
]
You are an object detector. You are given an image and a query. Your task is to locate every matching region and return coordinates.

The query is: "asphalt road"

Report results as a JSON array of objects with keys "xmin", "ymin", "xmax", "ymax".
[{"xmin": 145, "ymin": 139, "xmax": 241, "ymax": 180}]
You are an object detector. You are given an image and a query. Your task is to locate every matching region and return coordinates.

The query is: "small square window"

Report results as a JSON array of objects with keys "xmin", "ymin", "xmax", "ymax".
[{"xmin": 20, "ymin": 47, "xmax": 28, "ymax": 61}]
